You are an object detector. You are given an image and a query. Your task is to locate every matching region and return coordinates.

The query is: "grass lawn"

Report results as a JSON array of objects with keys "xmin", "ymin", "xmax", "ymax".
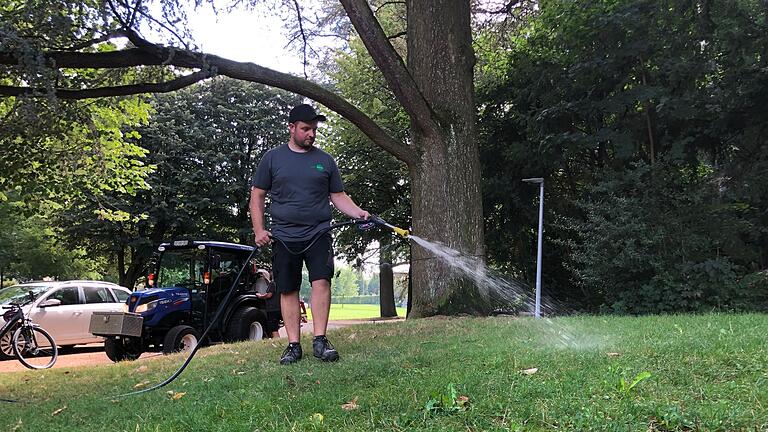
[
  {"xmin": 1, "ymin": 314, "xmax": 767, "ymax": 431},
  {"xmin": 308, "ymin": 303, "xmax": 407, "ymax": 321}
]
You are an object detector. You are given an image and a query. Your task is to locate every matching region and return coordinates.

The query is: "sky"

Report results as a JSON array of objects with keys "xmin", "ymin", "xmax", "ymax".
[{"xmin": 184, "ymin": 4, "xmax": 305, "ymax": 75}]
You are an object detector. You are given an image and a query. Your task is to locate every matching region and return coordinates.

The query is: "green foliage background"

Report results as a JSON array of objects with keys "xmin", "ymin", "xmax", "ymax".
[
  {"xmin": 2, "ymin": 0, "xmax": 767, "ymax": 314},
  {"xmin": 477, "ymin": 0, "xmax": 768, "ymax": 313}
]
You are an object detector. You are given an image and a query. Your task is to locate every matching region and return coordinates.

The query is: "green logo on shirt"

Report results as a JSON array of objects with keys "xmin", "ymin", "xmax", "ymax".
[{"xmin": 314, "ymin": 163, "xmax": 324, "ymax": 172}]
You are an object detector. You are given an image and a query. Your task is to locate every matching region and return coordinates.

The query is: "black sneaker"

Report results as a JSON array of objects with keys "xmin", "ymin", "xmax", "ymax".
[
  {"xmin": 280, "ymin": 343, "xmax": 302, "ymax": 365},
  {"xmin": 313, "ymin": 336, "xmax": 339, "ymax": 362}
]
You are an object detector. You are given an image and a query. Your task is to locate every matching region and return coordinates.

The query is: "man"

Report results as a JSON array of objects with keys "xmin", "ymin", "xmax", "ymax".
[{"xmin": 250, "ymin": 103, "xmax": 369, "ymax": 365}]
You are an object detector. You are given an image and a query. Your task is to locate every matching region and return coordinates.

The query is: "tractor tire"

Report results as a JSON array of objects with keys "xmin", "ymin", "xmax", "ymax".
[
  {"xmin": 163, "ymin": 325, "xmax": 200, "ymax": 355},
  {"xmin": 105, "ymin": 338, "xmax": 141, "ymax": 362},
  {"xmin": 225, "ymin": 307, "xmax": 267, "ymax": 342}
]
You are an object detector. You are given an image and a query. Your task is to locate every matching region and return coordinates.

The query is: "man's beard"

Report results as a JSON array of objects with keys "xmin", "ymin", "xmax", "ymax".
[{"xmin": 293, "ymin": 136, "xmax": 314, "ymax": 149}]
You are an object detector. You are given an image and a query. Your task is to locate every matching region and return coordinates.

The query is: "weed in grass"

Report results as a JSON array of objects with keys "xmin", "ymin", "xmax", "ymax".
[
  {"xmin": 617, "ymin": 370, "xmax": 652, "ymax": 395},
  {"xmin": 422, "ymin": 383, "xmax": 470, "ymax": 417}
]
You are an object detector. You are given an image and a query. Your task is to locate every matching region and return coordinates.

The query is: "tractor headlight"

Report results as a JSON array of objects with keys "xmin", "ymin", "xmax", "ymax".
[{"xmin": 134, "ymin": 300, "xmax": 159, "ymax": 314}]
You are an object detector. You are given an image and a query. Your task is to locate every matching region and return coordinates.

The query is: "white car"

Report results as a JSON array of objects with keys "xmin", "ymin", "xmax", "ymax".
[{"xmin": 0, "ymin": 280, "xmax": 131, "ymax": 358}]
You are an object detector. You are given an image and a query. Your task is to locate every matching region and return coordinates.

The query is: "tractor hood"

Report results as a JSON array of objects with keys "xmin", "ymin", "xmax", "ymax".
[{"xmin": 127, "ymin": 287, "xmax": 191, "ymax": 317}]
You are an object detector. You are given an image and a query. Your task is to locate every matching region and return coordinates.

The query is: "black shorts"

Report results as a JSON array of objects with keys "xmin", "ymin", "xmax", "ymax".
[{"xmin": 272, "ymin": 233, "xmax": 334, "ymax": 294}]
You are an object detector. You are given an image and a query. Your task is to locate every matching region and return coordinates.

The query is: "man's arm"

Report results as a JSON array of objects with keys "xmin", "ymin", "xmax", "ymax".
[
  {"xmin": 330, "ymin": 191, "xmax": 370, "ymax": 220},
  {"xmin": 250, "ymin": 187, "xmax": 272, "ymax": 246}
]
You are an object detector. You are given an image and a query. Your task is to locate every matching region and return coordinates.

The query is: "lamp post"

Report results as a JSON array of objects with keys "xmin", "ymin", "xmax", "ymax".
[{"xmin": 522, "ymin": 177, "xmax": 544, "ymax": 319}]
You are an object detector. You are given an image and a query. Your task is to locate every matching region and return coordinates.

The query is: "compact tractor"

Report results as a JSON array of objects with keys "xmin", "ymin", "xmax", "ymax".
[{"xmin": 90, "ymin": 240, "xmax": 281, "ymax": 362}]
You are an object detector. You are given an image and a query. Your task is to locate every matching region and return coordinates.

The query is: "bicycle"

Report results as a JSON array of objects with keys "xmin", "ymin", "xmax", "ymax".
[{"xmin": 1, "ymin": 303, "xmax": 58, "ymax": 369}]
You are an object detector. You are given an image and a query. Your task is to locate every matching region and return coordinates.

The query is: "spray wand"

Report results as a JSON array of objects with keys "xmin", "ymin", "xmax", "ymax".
[{"xmin": 364, "ymin": 215, "xmax": 410, "ymax": 239}]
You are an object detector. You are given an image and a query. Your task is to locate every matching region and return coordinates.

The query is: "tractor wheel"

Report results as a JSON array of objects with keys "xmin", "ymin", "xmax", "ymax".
[
  {"xmin": 225, "ymin": 307, "xmax": 267, "ymax": 342},
  {"xmin": 104, "ymin": 338, "xmax": 142, "ymax": 362},
  {"xmin": 163, "ymin": 325, "xmax": 200, "ymax": 355}
]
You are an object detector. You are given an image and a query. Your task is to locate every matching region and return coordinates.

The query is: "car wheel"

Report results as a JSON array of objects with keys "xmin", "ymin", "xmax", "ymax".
[
  {"xmin": 162, "ymin": 325, "xmax": 200, "ymax": 355},
  {"xmin": 104, "ymin": 338, "xmax": 142, "ymax": 362},
  {"xmin": 0, "ymin": 326, "xmax": 18, "ymax": 360},
  {"xmin": 225, "ymin": 306, "xmax": 267, "ymax": 342}
]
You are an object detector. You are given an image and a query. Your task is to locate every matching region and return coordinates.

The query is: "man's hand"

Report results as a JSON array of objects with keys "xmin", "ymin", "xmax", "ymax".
[
  {"xmin": 254, "ymin": 229, "xmax": 272, "ymax": 247},
  {"xmin": 356, "ymin": 210, "xmax": 370, "ymax": 220}
]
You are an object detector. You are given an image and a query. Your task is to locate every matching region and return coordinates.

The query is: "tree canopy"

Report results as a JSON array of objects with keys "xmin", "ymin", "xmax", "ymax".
[{"xmin": 2, "ymin": 0, "xmax": 766, "ymax": 315}]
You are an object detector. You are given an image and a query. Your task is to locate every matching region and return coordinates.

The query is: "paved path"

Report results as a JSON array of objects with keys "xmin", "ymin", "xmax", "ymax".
[{"xmin": 0, "ymin": 317, "xmax": 403, "ymax": 373}]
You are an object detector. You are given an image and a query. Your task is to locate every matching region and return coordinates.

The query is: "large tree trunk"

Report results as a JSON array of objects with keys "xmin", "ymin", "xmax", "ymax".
[{"xmin": 406, "ymin": 0, "xmax": 487, "ymax": 317}]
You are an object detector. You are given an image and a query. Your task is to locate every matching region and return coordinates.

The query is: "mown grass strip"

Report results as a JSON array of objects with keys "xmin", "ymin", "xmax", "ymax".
[{"xmin": 1, "ymin": 314, "xmax": 766, "ymax": 431}]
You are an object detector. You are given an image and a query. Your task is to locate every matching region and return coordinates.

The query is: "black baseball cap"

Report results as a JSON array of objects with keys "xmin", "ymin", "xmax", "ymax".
[{"xmin": 288, "ymin": 104, "xmax": 327, "ymax": 123}]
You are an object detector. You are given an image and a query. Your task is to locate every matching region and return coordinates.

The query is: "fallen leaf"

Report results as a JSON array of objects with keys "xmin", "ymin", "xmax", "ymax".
[
  {"xmin": 315, "ymin": 380, "xmax": 321, "ymax": 385},
  {"xmin": 347, "ymin": 333, "xmax": 357, "ymax": 340},
  {"xmin": 51, "ymin": 406, "xmax": 67, "ymax": 416},
  {"xmin": 172, "ymin": 392, "xmax": 186, "ymax": 400},
  {"xmin": 606, "ymin": 352, "xmax": 621, "ymax": 357},
  {"xmin": 10, "ymin": 419, "xmax": 22, "ymax": 432},
  {"xmin": 341, "ymin": 396, "xmax": 359, "ymax": 411},
  {"xmin": 521, "ymin": 368, "xmax": 539, "ymax": 375},
  {"xmin": 457, "ymin": 395, "xmax": 470, "ymax": 405},
  {"xmin": 202, "ymin": 377, "xmax": 214, "ymax": 383},
  {"xmin": 135, "ymin": 365, "xmax": 148, "ymax": 373},
  {"xmin": 133, "ymin": 380, "xmax": 151, "ymax": 389}
]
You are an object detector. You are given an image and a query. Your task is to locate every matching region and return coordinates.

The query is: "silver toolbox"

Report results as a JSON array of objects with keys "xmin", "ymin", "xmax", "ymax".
[{"xmin": 89, "ymin": 312, "xmax": 143, "ymax": 337}]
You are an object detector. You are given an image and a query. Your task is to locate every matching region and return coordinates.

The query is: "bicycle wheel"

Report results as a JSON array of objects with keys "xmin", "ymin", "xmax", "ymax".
[{"xmin": 12, "ymin": 326, "xmax": 58, "ymax": 369}]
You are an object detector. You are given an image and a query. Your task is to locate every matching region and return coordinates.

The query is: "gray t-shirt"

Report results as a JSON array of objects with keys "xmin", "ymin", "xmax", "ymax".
[{"xmin": 251, "ymin": 144, "xmax": 344, "ymax": 241}]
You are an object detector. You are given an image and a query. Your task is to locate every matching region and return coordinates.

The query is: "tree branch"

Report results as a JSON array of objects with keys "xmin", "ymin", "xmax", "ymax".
[
  {"xmin": 56, "ymin": 30, "xmax": 130, "ymax": 51},
  {"xmin": 107, "ymin": 0, "xmax": 129, "ymax": 28},
  {"xmin": 375, "ymin": 1, "xmax": 406, "ymax": 13},
  {"xmin": 387, "ymin": 31, "xmax": 406, "ymax": 40},
  {"xmin": 115, "ymin": 0, "xmax": 190, "ymax": 49},
  {"xmin": 339, "ymin": 0, "xmax": 436, "ymax": 136},
  {"xmin": 291, "ymin": 0, "xmax": 309, "ymax": 78},
  {"xmin": 0, "ymin": 33, "xmax": 418, "ymax": 166},
  {"xmin": 202, "ymin": 55, "xmax": 417, "ymax": 165},
  {"xmin": 0, "ymin": 48, "xmax": 165, "ymax": 68},
  {"xmin": 0, "ymin": 70, "xmax": 211, "ymax": 99},
  {"xmin": 128, "ymin": 0, "xmax": 143, "ymax": 28}
]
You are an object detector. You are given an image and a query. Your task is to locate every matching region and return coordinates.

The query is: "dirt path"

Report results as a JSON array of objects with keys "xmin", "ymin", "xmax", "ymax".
[{"xmin": 0, "ymin": 318, "xmax": 401, "ymax": 373}]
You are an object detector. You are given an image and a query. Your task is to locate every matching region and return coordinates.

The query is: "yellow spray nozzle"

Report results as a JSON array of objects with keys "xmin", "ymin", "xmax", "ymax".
[
  {"xmin": 392, "ymin": 226, "xmax": 410, "ymax": 238},
  {"xmin": 370, "ymin": 215, "xmax": 410, "ymax": 238}
]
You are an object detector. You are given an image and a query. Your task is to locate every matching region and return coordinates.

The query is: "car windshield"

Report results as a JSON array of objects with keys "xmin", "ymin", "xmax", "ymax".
[
  {"xmin": 157, "ymin": 249, "xmax": 207, "ymax": 288},
  {"xmin": 0, "ymin": 285, "xmax": 50, "ymax": 306}
]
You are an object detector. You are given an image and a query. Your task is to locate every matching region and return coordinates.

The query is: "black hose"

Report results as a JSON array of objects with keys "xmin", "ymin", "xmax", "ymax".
[
  {"xmin": 113, "ymin": 218, "xmax": 375, "ymax": 398},
  {"xmin": 112, "ymin": 248, "xmax": 256, "ymax": 398},
  {"xmin": 269, "ymin": 219, "xmax": 365, "ymax": 256}
]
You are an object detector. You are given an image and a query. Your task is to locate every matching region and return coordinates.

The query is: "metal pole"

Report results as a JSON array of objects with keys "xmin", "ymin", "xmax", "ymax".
[{"xmin": 534, "ymin": 181, "xmax": 544, "ymax": 318}]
